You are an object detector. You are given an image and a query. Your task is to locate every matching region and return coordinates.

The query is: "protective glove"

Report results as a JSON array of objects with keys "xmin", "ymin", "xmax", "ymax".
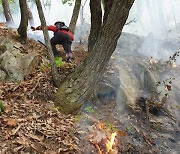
[
  {"xmin": 31, "ymin": 26, "xmax": 42, "ymax": 31},
  {"xmin": 31, "ymin": 26, "xmax": 36, "ymax": 31},
  {"xmin": 36, "ymin": 26, "xmax": 42, "ymax": 30}
]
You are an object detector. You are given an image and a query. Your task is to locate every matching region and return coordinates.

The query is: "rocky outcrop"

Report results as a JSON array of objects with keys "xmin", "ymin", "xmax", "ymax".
[
  {"xmin": 116, "ymin": 32, "xmax": 144, "ymax": 55},
  {"xmin": 97, "ymin": 55, "xmax": 157, "ymax": 107},
  {"xmin": 0, "ymin": 37, "xmax": 39, "ymax": 82}
]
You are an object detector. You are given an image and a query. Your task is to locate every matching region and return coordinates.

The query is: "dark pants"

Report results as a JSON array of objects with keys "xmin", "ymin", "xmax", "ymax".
[{"xmin": 50, "ymin": 32, "xmax": 72, "ymax": 57}]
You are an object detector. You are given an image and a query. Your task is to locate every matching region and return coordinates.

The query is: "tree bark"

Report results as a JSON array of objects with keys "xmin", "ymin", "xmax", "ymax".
[
  {"xmin": 88, "ymin": 0, "xmax": 102, "ymax": 51},
  {"xmin": 55, "ymin": 0, "xmax": 135, "ymax": 115},
  {"xmin": 35, "ymin": 0, "xmax": 60, "ymax": 87},
  {"xmin": 17, "ymin": 0, "xmax": 28, "ymax": 42},
  {"xmin": 69, "ymin": 0, "xmax": 82, "ymax": 34},
  {"xmin": 2, "ymin": 0, "xmax": 14, "ymax": 25},
  {"xmin": 103, "ymin": 0, "xmax": 114, "ymax": 23},
  {"xmin": 27, "ymin": 0, "xmax": 35, "ymax": 26}
]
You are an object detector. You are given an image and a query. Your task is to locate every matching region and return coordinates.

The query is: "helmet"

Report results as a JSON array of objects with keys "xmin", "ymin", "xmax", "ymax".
[{"xmin": 54, "ymin": 21, "xmax": 65, "ymax": 27}]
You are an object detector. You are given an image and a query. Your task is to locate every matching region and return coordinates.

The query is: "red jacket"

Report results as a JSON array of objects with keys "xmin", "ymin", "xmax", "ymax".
[{"xmin": 47, "ymin": 25, "xmax": 74, "ymax": 41}]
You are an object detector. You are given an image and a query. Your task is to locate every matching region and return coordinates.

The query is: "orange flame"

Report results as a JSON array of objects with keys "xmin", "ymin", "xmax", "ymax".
[
  {"xmin": 97, "ymin": 122, "xmax": 104, "ymax": 130},
  {"xmin": 91, "ymin": 122, "xmax": 118, "ymax": 154},
  {"xmin": 149, "ymin": 58, "xmax": 157, "ymax": 64},
  {"xmin": 172, "ymin": 63, "xmax": 177, "ymax": 68},
  {"xmin": 95, "ymin": 143, "xmax": 103, "ymax": 154},
  {"xmin": 106, "ymin": 132, "xmax": 117, "ymax": 153}
]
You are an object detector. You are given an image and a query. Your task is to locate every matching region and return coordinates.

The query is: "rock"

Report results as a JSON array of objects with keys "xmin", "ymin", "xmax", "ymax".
[
  {"xmin": 0, "ymin": 36, "xmax": 39, "ymax": 82},
  {"xmin": 0, "ymin": 50, "xmax": 24, "ymax": 82},
  {"xmin": 0, "ymin": 70, "xmax": 7, "ymax": 81},
  {"xmin": 0, "ymin": 45, "xmax": 7, "ymax": 56},
  {"xmin": 20, "ymin": 52, "xmax": 39, "ymax": 79},
  {"xmin": 97, "ymin": 63, "xmax": 120, "ymax": 101},
  {"xmin": 117, "ymin": 32, "xmax": 143, "ymax": 55},
  {"xmin": 97, "ymin": 82, "xmax": 117, "ymax": 101}
]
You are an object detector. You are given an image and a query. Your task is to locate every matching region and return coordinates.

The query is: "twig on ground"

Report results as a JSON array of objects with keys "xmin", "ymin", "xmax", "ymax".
[
  {"xmin": 28, "ymin": 76, "xmax": 42, "ymax": 96},
  {"xmin": 131, "ymin": 124, "xmax": 153, "ymax": 146}
]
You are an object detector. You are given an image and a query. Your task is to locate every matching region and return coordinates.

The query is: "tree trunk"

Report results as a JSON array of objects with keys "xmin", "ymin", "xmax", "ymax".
[
  {"xmin": 35, "ymin": 0, "xmax": 60, "ymax": 87},
  {"xmin": 17, "ymin": 0, "xmax": 28, "ymax": 42},
  {"xmin": 88, "ymin": 0, "xmax": 102, "ymax": 51},
  {"xmin": 103, "ymin": 0, "xmax": 114, "ymax": 23},
  {"xmin": 2, "ymin": 0, "xmax": 14, "ymax": 25},
  {"xmin": 78, "ymin": 0, "xmax": 86, "ymax": 44},
  {"xmin": 27, "ymin": 0, "xmax": 35, "ymax": 26},
  {"xmin": 69, "ymin": 0, "xmax": 81, "ymax": 34},
  {"xmin": 55, "ymin": 0, "xmax": 135, "ymax": 115}
]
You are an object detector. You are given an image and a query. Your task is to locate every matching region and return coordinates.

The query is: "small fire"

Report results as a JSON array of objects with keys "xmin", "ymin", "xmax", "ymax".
[
  {"xmin": 97, "ymin": 122, "xmax": 104, "ymax": 129},
  {"xmin": 0, "ymin": 22, "xmax": 7, "ymax": 28},
  {"xmin": 149, "ymin": 57, "xmax": 157, "ymax": 64},
  {"xmin": 106, "ymin": 132, "xmax": 117, "ymax": 153},
  {"xmin": 95, "ymin": 143, "xmax": 103, "ymax": 154},
  {"xmin": 90, "ymin": 122, "xmax": 118, "ymax": 154},
  {"xmin": 172, "ymin": 63, "xmax": 177, "ymax": 68}
]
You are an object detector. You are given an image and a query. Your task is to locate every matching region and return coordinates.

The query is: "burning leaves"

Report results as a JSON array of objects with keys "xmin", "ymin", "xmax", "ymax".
[
  {"xmin": 106, "ymin": 132, "xmax": 117, "ymax": 153},
  {"xmin": 83, "ymin": 116, "xmax": 127, "ymax": 154},
  {"xmin": 148, "ymin": 51, "xmax": 180, "ymax": 72},
  {"xmin": 89, "ymin": 122, "xmax": 118, "ymax": 154}
]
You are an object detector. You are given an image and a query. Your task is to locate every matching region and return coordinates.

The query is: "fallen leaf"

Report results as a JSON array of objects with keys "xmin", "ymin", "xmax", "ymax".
[
  {"xmin": 29, "ymin": 133, "xmax": 44, "ymax": 142},
  {"xmin": 7, "ymin": 118, "xmax": 18, "ymax": 127},
  {"xmin": 15, "ymin": 137, "xmax": 29, "ymax": 146},
  {"xmin": 45, "ymin": 149, "xmax": 58, "ymax": 154},
  {"xmin": 117, "ymin": 130, "xmax": 126, "ymax": 137},
  {"xmin": 11, "ymin": 123, "xmax": 23, "ymax": 135},
  {"xmin": 4, "ymin": 105, "xmax": 11, "ymax": 113}
]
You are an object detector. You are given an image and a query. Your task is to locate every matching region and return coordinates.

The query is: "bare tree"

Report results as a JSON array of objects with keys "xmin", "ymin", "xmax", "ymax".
[
  {"xmin": 17, "ymin": 0, "xmax": 28, "ymax": 42},
  {"xmin": 27, "ymin": 0, "xmax": 35, "ymax": 25},
  {"xmin": 79, "ymin": 0, "xmax": 88, "ymax": 44},
  {"xmin": 88, "ymin": 0, "xmax": 102, "ymax": 51},
  {"xmin": 35, "ymin": 0, "xmax": 60, "ymax": 87},
  {"xmin": 2, "ymin": 0, "xmax": 14, "ymax": 25},
  {"xmin": 69, "ymin": 0, "xmax": 82, "ymax": 34},
  {"xmin": 55, "ymin": 0, "xmax": 135, "ymax": 114}
]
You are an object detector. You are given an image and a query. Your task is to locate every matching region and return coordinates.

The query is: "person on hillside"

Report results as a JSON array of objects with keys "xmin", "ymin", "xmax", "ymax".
[{"xmin": 31, "ymin": 21, "xmax": 74, "ymax": 63}]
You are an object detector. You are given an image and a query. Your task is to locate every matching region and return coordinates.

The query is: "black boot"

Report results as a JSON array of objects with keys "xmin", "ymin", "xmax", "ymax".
[{"xmin": 66, "ymin": 57, "xmax": 74, "ymax": 63}]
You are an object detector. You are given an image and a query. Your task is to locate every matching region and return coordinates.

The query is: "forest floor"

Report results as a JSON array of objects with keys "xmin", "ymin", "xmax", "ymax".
[
  {"xmin": 0, "ymin": 26, "xmax": 140, "ymax": 154},
  {"xmin": 0, "ymin": 26, "xmax": 179, "ymax": 154},
  {"xmin": 0, "ymin": 26, "xmax": 87, "ymax": 153}
]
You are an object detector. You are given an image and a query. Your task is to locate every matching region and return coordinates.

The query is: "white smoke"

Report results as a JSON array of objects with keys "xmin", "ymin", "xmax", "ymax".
[
  {"xmin": 0, "ymin": 0, "xmax": 179, "ymax": 63},
  {"xmin": 123, "ymin": 0, "xmax": 180, "ymax": 63},
  {"xmin": 123, "ymin": 0, "xmax": 180, "ymax": 39}
]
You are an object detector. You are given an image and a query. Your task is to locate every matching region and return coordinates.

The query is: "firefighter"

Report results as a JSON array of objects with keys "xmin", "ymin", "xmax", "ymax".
[{"xmin": 31, "ymin": 21, "xmax": 74, "ymax": 63}]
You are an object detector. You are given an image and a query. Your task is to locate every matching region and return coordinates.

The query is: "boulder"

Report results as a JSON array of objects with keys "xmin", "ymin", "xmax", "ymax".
[
  {"xmin": 0, "ymin": 50, "xmax": 23, "ymax": 81},
  {"xmin": 20, "ymin": 52, "xmax": 39, "ymax": 79},
  {"xmin": 117, "ymin": 32, "xmax": 144, "ymax": 55},
  {"xmin": 0, "ymin": 36, "xmax": 39, "ymax": 82},
  {"xmin": 0, "ymin": 69, "xmax": 7, "ymax": 81},
  {"xmin": 116, "ymin": 56, "xmax": 157, "ymax": 108}
]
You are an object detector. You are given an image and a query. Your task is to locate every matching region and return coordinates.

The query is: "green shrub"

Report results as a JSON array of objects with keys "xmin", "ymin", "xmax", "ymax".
[{"xmin": 0, "ymin": 101, "xmax": 4, "ymax": 114}]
